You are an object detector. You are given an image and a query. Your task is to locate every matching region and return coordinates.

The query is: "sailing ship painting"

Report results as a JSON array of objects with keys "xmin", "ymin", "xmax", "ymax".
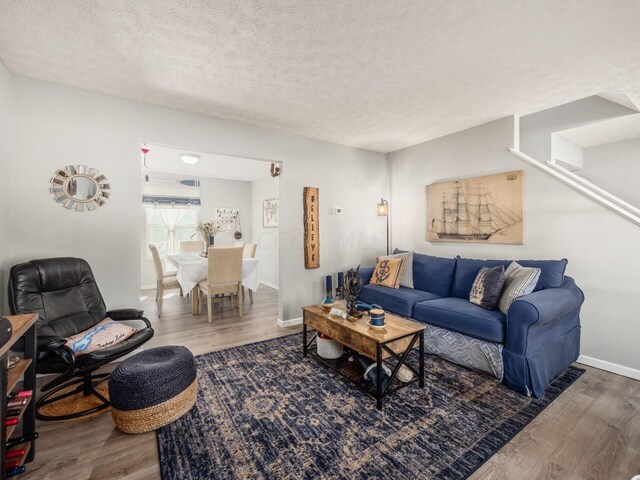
[{"xmin": 427, "ymin": 170, "xmax": 524, "ymax": 244}]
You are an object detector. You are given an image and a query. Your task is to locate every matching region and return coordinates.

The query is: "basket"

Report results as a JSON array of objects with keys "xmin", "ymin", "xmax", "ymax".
[{"xmin": 317, "ymin": 334, "xmax": 344, "ymax": 359}]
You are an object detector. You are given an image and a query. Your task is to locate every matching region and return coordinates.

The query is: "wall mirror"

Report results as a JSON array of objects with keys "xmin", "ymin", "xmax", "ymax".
[{"xmin": 50, "ymin": 165, "xmax": 110, "ymax": 211}]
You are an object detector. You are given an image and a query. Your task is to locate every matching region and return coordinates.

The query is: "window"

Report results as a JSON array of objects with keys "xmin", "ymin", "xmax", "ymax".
[{"xmin": 146, "ymin": 208, "xmax": 198, "ymax": 256}]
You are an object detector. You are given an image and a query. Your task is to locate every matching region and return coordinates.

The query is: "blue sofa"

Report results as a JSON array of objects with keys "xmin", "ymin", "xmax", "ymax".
[{"xmin": 359, "ymin": 251, "xmax": 584, "ymax": 398}]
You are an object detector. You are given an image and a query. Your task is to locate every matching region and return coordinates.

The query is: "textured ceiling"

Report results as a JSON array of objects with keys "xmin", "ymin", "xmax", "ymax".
[
  {"xmin": 556, "ymin": 114, "xmax": 640, "ymax": 149},
  {"xmin": 144, "ymin": 144, "xmax": 272, "ymax": 182},
  {"xmin": 2, "ymin": 1, "xmax": 640, "ymax": 152}
]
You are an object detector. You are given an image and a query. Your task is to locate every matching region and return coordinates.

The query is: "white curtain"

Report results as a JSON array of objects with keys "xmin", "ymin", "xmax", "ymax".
[{"xmin": 159, "ymin": 209, "xmax": 186, "ymax": 254}]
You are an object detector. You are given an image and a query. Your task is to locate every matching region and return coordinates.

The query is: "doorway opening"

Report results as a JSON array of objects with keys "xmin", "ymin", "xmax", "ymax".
[{"xmin": 139, "ymin": 142, "xmax": 285, "ymax": 355}]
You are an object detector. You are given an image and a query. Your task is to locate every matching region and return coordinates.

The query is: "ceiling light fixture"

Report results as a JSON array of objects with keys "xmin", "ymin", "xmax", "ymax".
[{"xmin": 180, "ymin": 154, "xmax": 200, "ymax": 165}]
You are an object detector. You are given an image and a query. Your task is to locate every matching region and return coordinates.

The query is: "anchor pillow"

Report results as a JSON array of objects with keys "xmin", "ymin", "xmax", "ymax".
[
  {"xmin": 370, "ymin": 256, "xmax": 407, "ymax": 289},
  {"xmin": 65, "ymin": 318, "xmax": 136, "ymax": 356}
]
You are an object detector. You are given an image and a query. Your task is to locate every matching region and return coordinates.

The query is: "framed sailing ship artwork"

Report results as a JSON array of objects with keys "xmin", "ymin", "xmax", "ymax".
[{"xmin": 426, "ymin": 170, "xmax": 524, "ymax": 244}]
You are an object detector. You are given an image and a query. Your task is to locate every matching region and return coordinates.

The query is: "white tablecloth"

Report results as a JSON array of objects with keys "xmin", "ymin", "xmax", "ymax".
[{"xmin": 167, "ymin": 253, "xmax": 260, "ymax": 295}]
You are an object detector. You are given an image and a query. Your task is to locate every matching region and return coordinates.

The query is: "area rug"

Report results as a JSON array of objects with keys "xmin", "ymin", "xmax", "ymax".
[{"xmin": 156, "ymin": 334, "xmax": 584, "ymax": 479}]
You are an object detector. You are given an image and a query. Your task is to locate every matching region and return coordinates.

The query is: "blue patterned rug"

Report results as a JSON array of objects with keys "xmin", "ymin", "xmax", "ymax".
[{"xmin": 156, "ymin": 334, "xmax": 584, "ymax": 479}]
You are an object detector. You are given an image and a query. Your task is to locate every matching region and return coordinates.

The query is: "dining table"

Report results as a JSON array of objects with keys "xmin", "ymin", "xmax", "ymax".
[{"xmin": 167, "ymin": 252, "xmax": 260, "ymax": 314}]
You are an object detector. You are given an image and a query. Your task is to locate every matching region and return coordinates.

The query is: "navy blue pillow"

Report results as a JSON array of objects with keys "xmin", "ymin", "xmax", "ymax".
[{"xmin": 469, "ymin": 265, "xmax": 506, "ymax": 310}]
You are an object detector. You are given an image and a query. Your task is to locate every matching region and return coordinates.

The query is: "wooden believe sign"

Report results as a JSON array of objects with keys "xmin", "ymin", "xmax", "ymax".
[{"xmin": 303, "ymin": 186, "xmax": 319, "ymax": 269}]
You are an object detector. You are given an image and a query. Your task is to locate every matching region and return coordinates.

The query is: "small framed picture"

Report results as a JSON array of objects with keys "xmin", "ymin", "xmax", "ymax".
[{"xmin": 263, "ymin": 198, "xmax": 279, "ymax": 228}]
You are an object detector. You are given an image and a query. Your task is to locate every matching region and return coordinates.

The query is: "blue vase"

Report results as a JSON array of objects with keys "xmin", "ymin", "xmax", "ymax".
[{"xmin": 321, "ymin": 292, "xmax": 335, "ymax": 310}]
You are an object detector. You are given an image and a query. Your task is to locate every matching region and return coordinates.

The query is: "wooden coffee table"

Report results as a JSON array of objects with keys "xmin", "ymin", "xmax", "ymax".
[{"xmin": 302, "ymin": 302, "xmax": 425, "ymax": 410}]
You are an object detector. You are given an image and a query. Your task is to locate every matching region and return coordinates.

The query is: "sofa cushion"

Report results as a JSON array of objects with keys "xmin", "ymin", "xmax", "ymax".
[
  {"xmin": 413, "ymin": 297, "xmax": 507, "ymax": 343},
  {"xmin": 452, "ymin": 257, "xmax": 567, "ymax": 298},
  {"xmin": 360, "ymin": 284, "xmax": 440, "ymax": 318},
  {"xmin": 395, "ymin": 249, "xmax": 456, "ymax": 297}
]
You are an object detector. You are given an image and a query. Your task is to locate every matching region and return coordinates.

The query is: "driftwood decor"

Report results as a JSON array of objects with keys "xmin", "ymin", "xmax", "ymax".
[{"xmin": 303, "ymin": 187, "xmax": 320, "ymax": 269}]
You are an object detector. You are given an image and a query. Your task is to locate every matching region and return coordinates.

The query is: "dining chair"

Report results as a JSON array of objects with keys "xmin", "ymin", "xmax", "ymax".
[
  {"xmin": 180, "ymin": 240, "xmax": 205, "ymax": 253},
  {"xmin": 198, "ymin": 246, "xmax": 244, "ymax": 323},
  {"xmin": 149, "ymin": 244, "xmax": 182, "ymax": 316},
  {"xmin": 240, "ymin": 242, "xmax": 257, "ymax": 304}
]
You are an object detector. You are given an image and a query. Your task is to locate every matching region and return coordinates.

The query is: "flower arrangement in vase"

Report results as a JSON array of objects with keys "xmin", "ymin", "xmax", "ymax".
[{"xmin": 194, "ymin": 220, "xmax": 222, "ymax": 255}]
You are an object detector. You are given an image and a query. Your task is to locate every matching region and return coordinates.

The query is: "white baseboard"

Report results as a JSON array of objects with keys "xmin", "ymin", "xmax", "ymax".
[
  {"xmin": 277, "ymin": 317, "xmax": 303, "ymax": 328},
  {"xmin": 141, "ymin": 284, "xmax": 156, "ymax": 290},
  {"xmin": 577, "ymin": 355, "xmax": 640, "ymax": 381},
  {"xmin": 260, "ymin": 281, "xmax": 279, "ymax": 291}
]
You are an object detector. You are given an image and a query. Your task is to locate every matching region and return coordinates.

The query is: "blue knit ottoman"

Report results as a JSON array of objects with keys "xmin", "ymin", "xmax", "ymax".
[{"xmin": 109, "ymin": 346, "xmax": 197, "ymax": 433}]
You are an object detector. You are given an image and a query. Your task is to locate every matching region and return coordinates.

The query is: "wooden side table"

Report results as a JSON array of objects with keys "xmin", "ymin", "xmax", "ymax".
[{"xmin": 0, "ymin": 314, "xmax": 38, "ymax": 479}]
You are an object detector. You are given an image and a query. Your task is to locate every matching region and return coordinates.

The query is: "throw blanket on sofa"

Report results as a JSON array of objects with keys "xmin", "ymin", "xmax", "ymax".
[{"xmin": 425, "ymin": 325, "xmax": 504, "ymax": 382}]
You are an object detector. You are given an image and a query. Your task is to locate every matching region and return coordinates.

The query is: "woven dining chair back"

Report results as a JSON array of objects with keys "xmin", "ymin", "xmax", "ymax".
[
  {"xmin": 207, "ymin": 247, "xmax": 243, "ymax": 285},
  {"xmin": 180, "ymin": 240, "xmax": 205, "ymax": 253},
  {"xmin": 149, "ymin": 244, "xmax": 164, "ymax": 281},
  {"xmin": 242, "ymin": 242, "xmax": 257, "ymax": 258}
]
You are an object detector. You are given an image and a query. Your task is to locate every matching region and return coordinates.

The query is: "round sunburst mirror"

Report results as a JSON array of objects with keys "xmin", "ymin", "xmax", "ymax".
[{"xmin": 50, "ymin": 165, "xmax": 110, "ymax": 212}]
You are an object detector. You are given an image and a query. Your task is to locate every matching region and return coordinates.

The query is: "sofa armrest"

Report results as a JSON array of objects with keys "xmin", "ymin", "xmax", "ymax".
[
  {"xmin": 506, "ymin": 277, "xmax": 584, "ymax": 354},
  {"xmin": 359, "ymin": 267, "xmax": 374, "ymax": 285}
]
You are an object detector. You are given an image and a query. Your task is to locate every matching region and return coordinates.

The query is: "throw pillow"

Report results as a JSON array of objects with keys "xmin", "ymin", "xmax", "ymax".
[
  {"xmin": 65, "ymin": 318, "xmax": 136, "ymax": 356},
  {"xmin": 370, "ymin": 256, "xmax": 406, "ymax": 289},
  {"xmin": 499, "ymin": 262, "xmax": 541, "ymax": 314},
  {"xmin": 380, "ymin": 251, "xmax": 414, "ymax": 288},
  {"xmin": 469, "ymin": 265, "xmax": 506, "ymax": 310}
]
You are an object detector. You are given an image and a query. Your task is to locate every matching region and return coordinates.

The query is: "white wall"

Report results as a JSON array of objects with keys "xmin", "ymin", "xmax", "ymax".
[
  {"xmin": 251, "ymin": 175, "xmax": 279, "ymax": 288},
  {"xmin": 389, "ymin": 116, "xmax": 640, "ymax": 373},
  {"xmin": 4, "ymin": 75, "xmax": 388, "ymax": 321},
  {"xmin": 551, "ymin": 134, "xmax": 583, "ymax": 170},
  {"xmin": 520, "ymin": 96, "xmax": 636, "ymax": 163},
  {"xmin": 0, "ymin": 62, "xmax": 11, "ymax": 314},
  {"xmin": 140, "ymin": 176, "xmax": 253, "ymax": 287},
  {"xmin": 199, "ymin": 177, "xmax": 252, "ymax": 248},
  {"xmin": 582, "ymin": 137, "xmax": 640, "ymax": 208}
]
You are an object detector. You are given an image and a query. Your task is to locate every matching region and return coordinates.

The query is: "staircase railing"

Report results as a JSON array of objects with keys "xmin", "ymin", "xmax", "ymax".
[{"xmin": 508, "ymin": 148, "xmax": 640, "ymax": 226}]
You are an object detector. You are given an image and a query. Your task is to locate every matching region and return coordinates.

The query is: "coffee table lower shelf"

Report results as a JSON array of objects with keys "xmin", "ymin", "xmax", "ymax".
[{"xmin": 303, "ymin": 325, "xmax": 424, "ymax": 410}]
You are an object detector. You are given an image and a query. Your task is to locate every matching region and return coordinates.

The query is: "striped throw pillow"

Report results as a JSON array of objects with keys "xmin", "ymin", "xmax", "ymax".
[{"xmin": 498, "ymin": 262, "xmax": 541, "ymax": 314}]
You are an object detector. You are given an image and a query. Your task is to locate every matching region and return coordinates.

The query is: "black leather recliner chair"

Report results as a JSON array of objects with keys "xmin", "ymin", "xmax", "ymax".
[{"xmin": 9, "ymin": 257, "xmax": 154, "ymax": 420}]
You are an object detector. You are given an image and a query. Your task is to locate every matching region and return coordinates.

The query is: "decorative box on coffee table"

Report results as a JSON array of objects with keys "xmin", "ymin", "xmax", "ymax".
[{"xmin": 302, "ymin": 302, "xmax": 425, "ymax": 410}]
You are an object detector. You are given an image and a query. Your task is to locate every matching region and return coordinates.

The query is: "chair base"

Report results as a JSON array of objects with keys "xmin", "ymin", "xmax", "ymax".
[{"xmin": 36, "ymin": 373, "xmax": 111, "ymax": 421}]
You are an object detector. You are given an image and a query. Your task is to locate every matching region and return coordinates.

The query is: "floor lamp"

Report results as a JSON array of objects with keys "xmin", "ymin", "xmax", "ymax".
[{"xmin": 377, "ymin": 198, "xmax": 389, "ymax": 255}]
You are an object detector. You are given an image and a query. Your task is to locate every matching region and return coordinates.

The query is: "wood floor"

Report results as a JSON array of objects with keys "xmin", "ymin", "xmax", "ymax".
[{"xmin": 21, "ymin": 286, "xmax": 639, "ymax": 480}]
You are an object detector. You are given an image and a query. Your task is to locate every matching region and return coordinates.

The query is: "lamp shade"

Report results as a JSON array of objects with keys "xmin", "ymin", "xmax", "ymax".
[{"xmin": 377, "ymin": 198, "xmax": 389, "ymax": 216}]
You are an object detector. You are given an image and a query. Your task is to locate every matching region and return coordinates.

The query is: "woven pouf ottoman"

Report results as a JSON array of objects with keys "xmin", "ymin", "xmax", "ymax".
[{"xmin": 109, "ymin": 346, "xmax": 198, "ymax": 434}]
